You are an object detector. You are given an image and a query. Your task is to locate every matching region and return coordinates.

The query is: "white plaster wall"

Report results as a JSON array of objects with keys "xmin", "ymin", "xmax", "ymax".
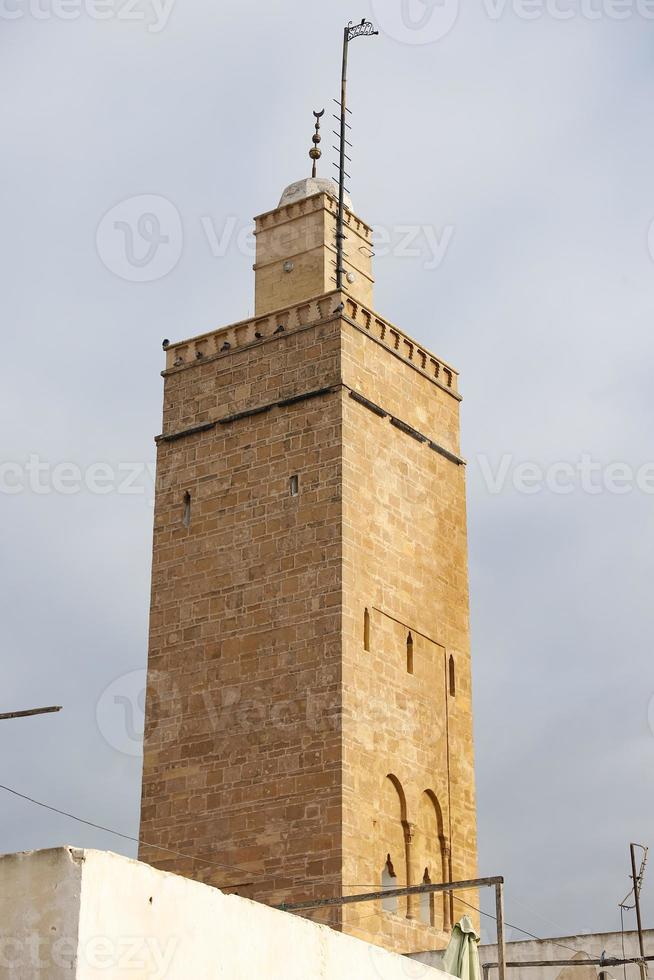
[
  {"xmin": 0, "ymin": 847, "xmax": 453, "ymax": 979},
  {"xmin": 410, "ymin": 931, "xmax": 654, "ymax": 980},
  {"xmin": 476, "ymin": 932, "xmax": 654, "ymax": 980},
  {"xmin": 0, "ymin": 846, "xmax": 84, "ymax": 979}
]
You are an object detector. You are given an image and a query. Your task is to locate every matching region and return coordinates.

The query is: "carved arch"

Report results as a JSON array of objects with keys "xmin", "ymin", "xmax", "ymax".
[
  {"xmin": 385, "ymin": 773, "xmax": 408, "ymax": 822},
  {"xmin": 380, "ymin": 774, "xmax": 413, "ymax": 919},
  {"xmin": 417, "ymin": 790, "xmax": 452, "ymax": 931}
]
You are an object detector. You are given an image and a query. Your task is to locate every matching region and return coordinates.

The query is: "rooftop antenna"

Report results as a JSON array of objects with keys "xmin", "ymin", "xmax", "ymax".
[
  {"xmin": 333, "ymin": 18, "xmax": 378, "ymax": 291},
  {"xmin": 310, "ymin": 109, "xmax": 324, "ymax": 178}
]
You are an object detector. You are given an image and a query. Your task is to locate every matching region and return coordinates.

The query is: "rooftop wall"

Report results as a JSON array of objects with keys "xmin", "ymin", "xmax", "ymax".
[
  {"xmin": 0, "ymin": 847, "xmax": 452, "ymax": 979},
  {"xmin": 410, "ymin": 931, "xmax": 654, "ymax": 980}
]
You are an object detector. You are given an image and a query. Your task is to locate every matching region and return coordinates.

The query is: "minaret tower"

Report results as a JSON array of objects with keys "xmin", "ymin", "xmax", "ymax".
[{"xmin": 139, "ymin": 110, "xmax": 477, "ymax": 955}]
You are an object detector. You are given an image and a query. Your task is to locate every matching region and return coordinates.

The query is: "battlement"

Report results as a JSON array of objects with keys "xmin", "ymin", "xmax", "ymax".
[
  {"xmin": 253, "ymin": 190, "xmax": 373, "ymax": 242},
  {"xmin": 163, "ymin": 290, "xmax": 459, "ymax": 397}
]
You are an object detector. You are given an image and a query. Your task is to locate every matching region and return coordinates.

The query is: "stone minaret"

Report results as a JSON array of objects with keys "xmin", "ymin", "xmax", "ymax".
[{"xmin": 139, "ymin": 174, "xmax": 478, "ymax": 955}]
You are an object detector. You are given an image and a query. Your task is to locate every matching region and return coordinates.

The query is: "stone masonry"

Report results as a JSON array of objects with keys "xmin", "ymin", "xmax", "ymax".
[{"xmin": 139, "ymin": 180, "xmax": 478, "ymax": 956}]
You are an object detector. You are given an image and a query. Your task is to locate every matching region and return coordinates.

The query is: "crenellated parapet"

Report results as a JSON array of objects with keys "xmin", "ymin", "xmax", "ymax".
[
  {"xmin": 341, "ymin": 297, "xmax": 459, "ymax": 396},
  {"xmin": 163, "ymin": 290, "xmax": 459, "ymax": 398},
  {"xmin": 163, "ymin": 293, "xmax": 338, "ymax": 371},
  {"xmin": 254, "ymin": 189, "xmax": 373, "ymax": 244}
]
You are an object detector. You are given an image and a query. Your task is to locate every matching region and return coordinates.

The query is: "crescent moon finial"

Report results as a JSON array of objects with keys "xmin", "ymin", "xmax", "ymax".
[{"xmin": 309, "ymin": 108, "xmax": 324, "ymax": 178}]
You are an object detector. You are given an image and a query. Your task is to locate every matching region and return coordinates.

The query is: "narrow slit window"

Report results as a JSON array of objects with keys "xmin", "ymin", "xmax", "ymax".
[
  {"xmin": 407, "ymin": 632, "xmax": 414, "ymax": 674},
  {"xmin": 381, "ymin": 854, "xmax": 398, "ymax": 913},
  {"xmin": 289, "ymin": 474, "xmax": 299, "ymax": 497},
  {"xmin": 449, "ymin": 654, "xmax": 456, "ymax": 697},
  {"xmin": 182, "ymin": 491, "xmax": 191, "ymax": 528},
  {"xmin": 364, "ymin": 608, "xmax": 370, "ymax": 651}
]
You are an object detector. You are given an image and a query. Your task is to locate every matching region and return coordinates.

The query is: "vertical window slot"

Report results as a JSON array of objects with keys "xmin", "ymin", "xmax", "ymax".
[{"xmin": 407, "ymin": 633, "xmax": 414, "ymax": 674}]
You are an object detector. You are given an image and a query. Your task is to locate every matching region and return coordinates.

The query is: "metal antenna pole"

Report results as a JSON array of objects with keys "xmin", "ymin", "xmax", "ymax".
[
  {"xmin": 0, "ymin": 706, "xmax": 62, "ymax": 721},
  {"xmin": 631, "ymin": 843, "xmax": 649, "ymax": 980},
  {"xmin": 336, "ymin": 25, "xmax": 349, "ymax": 291},
  {"xmin": 335, "ymin": 19, "xmax": 378, "ymax": 292}
]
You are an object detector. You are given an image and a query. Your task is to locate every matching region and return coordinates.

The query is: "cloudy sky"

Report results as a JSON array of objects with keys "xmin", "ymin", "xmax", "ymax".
[{"xmin": 2, "ymin": 0, "xmax": 654, "ymax": 950}]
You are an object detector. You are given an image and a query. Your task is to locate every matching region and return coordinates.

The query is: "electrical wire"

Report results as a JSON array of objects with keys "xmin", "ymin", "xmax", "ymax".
[
  {"xmin": 307, "ymin": 883, "xmax": 596, "ymax": 958},
  {"xmin": 0, "ymin": 781, "xmax": 269, "ymax": 880},
  {"xmin": 0, "ymin": 779, "xmax": 602, "ymax": 959},
  {"xmin": 450, "ymin": 893, "xmax": 595, "ymax": 958},
  {"xmin": 502, "ymin": 889, "xmax": 583, "ymax": 944}
]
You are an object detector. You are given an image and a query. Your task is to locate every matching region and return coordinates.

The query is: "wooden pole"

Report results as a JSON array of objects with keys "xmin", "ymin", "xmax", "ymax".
[
  {"xmin": 496, "ymin": 881, "xmax": 507, "ymax": 980},
  {"xmin": 276, "ymin": 875, "xmax": 504, "ymax": 913},
  {"xmin": 0, "ymin": 706, "xmax": 62, "ymax": 721},
  {"xmin": 631, "ymin": 843, "xmax": 648, "ymax": 980},
  {"xmin": 483, "ymin": 958, "xmax": 654, "ymax": 974}
]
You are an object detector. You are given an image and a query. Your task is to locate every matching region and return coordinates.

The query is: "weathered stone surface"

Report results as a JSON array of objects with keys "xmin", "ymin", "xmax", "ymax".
[
  {"xmin": 139, "ymin": 190, "xmax": 478, "ymax": 956},
  {"xmin": 254, "ymin": 192, "xmax": 374, "ymax": 314}
]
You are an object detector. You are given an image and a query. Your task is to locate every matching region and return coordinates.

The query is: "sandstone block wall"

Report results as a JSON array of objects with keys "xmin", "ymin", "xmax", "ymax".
[
  {"xmin": 338, "ymin": 313, "xmax": 477, "ymax": 953},
  {"xmin": 140, "ymin": 284, "xmax": 477, "ymax": 955},
  {"xmin": 140, "ymin": 317, "xmax": 345, "ymax": 922},
  {"xmin": 254, "ymin": 193, "xmax": 374, "ymax": 315}
]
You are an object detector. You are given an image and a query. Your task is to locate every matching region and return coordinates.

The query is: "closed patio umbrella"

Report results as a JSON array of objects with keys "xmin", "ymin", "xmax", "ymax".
[{"xmin": 442, "ymin": 915, "xmax": 481, "ymax": 980}]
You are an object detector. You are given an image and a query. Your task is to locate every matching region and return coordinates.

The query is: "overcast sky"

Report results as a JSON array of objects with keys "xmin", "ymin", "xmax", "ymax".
[{"xmin": 2, "ymin": 0, "xmax": 654, "ymax": 951}]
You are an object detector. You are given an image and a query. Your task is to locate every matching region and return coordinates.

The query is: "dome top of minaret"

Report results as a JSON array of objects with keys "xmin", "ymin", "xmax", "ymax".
[{"xmin": 278, "ymin": 176, "xmax": 352, "ymax": 210}]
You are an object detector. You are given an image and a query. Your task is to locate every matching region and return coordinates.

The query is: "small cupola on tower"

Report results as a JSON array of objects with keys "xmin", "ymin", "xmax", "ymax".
[{"xmin": 252, "ymin": 110, "xmax": 374, "ymax": 317}]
